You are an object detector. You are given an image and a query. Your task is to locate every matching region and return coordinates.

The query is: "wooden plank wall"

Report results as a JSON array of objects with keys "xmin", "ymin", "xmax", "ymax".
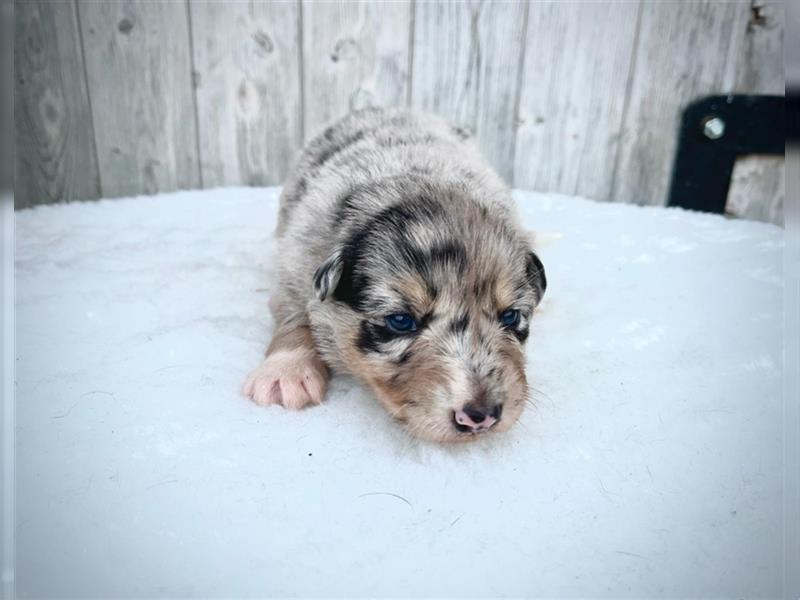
[
  {"xmin": 725, "ymin": 0, "xmax": 785, "ymax": 224},
  {"xmin": 78, "ymin": 1, "xmax": 200, "ymax": 197},
  {"xmin": 190, "ymin": 0, "xmax": 302, "ymax": 187},
  {"xmin": 302, "ymin": 1, "xmax": 411, "ymax": 137},
  {"xmin": 514, "ymin": 1, "xmax": 640, "ymax": 202},
  {"xmin": 15, "ymin": 0, "xmax": 100, "ymax": 206},
  {"xmin": 14, "ymin": 0, "xmax": 785, "ymax": 225},
  {"xmin": 411, "ymin": 0, "xmax": 527, "ymax": 183}
]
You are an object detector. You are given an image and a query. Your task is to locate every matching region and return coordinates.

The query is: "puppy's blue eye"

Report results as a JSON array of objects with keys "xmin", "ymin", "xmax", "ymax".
[
  {"xmin": 499, "ymin": 308, "xmax": 520, "ymax": 328},
  {"xmin": 385, "ymin": 313, "xmax": 418, "ymax": 333}
]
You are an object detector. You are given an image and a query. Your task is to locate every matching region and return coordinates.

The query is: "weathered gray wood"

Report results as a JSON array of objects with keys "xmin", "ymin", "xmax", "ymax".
[
  {"xmin": 410, "ymin": 0, "xmax": 526, "ymax": 184},
  {"xmin": 2, "ymin": 0, "xmax": 13, "ymax": 192},
  {"xmin": 611, "ymin": 0, "xmax": 745, "ymax": 207},
  {"xmin": 513, "ymin": 1, "xmax": 640, "ymax": 201},
  {"xmin": 190, "ymin": 0, "xmax": 301, "ymax": 188},
  {"xmin": 723, "ymin": 0, "xmax": 784, "ymax": 94},
  {"xmin": 77, "ymin": 0, "xmax": 199, "ymax": 197},
  {"xmin": 15, "ymin": 0, "xmax": 100, "ymax": 208},
  {"xmin": 727, "ymin": 155, "xmax": 784, "ymax": 225},
  {"xmin": 14, "ymin": 0, "xmax": 786, "ymax": 225},
  {"xmin": 724, "ymin": 0, "xmax": 784, "ymax": 226},
  {"xmin": 302, "ymin": 0, "xmax": 411, "ymax": 140}
]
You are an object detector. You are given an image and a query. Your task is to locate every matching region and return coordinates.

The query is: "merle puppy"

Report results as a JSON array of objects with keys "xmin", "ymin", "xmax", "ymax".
[{"xmin": 243, "ymin": 107, "xmax": 546, "ymax": 442}]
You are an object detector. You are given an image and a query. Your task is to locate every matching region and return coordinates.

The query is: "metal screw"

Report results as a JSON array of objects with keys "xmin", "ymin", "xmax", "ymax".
[{"xmin": 702, "ymin": 116, "xmax": 726, "ymax": 140}]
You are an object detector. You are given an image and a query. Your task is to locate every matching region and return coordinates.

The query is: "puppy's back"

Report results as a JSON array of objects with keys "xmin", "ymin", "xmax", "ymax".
[
  {"xmin": 272, "ymin": 107, "xmax": 516, "ymax": 322},
  {"xmin": 278, "ymin": 108, "xmax": 509, "ymax": 231}
]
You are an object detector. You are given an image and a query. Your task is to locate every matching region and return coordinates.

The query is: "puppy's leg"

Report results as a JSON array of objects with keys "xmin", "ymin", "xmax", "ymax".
[{"xmin": 242, "ymin": 318, "xmax": 329, "ymax": 410}]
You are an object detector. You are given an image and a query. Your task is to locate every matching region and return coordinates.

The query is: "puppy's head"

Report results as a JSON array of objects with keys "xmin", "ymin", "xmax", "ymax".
[{"xmin": 309, "ymin": 181, "xmax": 546, "ymax": 442}]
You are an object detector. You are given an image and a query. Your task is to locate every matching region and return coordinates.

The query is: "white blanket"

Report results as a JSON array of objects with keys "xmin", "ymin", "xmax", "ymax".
[{"xmin": 15, "ymin": 187, "xmax": 783, "ymax": 596}]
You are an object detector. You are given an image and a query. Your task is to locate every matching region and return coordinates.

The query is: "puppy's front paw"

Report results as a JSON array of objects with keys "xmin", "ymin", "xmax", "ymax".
[{"xmin": 241, "ymin": 350, "xmax": 328, "ymax": 410}]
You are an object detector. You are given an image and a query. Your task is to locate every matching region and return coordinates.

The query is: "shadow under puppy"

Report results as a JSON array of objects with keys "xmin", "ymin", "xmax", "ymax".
[{"xmin": 243, "ymin": 107, "xmax": 546, "ymax": 443}]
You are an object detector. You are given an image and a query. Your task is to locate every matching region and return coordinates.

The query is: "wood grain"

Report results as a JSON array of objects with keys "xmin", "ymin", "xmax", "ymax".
[
  {"xmin": 190, "ymin": 0, "xmax": 302, "ymax": 188},
  {"xmin": 15, "ymin": 0, "xmax": 100, "ymax": 208},
  {"xmin": 14, "ymin": 0, "xmax": 786, "ymax": 225},
  {"xmin": 724, "ymin": 0, "xmax": 784, "ymax": 226},
  {"xmin": 513, "ymin": 1, "xmax": 640, "ymax": 201},
  {"xmin": 77, "ymin": 0, "xmax": 199, "ymax": 198},
  {"xmin": 2, "ymin": 0, "xmax": 13, "ymax": 191},
  {"xmin": 611, "ymin": 0, "xmax": 745, "ymax": 207},
  {"xmin": 727, "ymin": 155, "xmax": 784, "ymax": 225},
  {"xmin": 302, "ymin": 0, "xmax": 411, "ymax": 139},
  {"xmin": 410, "ymin": 0, "xmax": 527, "ymax": 184}
]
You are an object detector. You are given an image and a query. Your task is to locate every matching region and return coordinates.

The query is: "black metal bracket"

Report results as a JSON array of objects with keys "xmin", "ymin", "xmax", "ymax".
[
  {"xmin": 788, "ymin": 92, "xmax": 800, "ymax": 141},
  {"xmin": 667, "ymin": 95, "xmax": 784, "ymax": 214}
]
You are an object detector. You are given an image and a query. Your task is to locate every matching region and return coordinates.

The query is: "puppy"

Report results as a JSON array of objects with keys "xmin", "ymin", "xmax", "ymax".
[{"xmin": 242, "ymin": 107, "xmax": 546, "ymax": 442}]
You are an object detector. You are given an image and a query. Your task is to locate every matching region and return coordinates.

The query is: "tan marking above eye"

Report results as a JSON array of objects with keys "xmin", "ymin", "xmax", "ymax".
[
  {"xmin": 390, "ymin": 273, "xmax": 436, "ymax": 314},
  {"xmin": 492, "ymin": 272, "xmax": 518, "ymax": 310}
]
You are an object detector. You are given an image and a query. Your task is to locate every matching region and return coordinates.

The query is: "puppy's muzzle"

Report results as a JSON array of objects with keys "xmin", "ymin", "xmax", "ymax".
[{"xmin": 453, "ymin": 403, "xmax": 503, "ymax": 434}]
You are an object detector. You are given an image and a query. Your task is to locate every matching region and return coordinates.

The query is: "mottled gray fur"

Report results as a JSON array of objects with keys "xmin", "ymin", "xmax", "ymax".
[{"xmin": 247, "ymin": 107, "xmax": 546, "ymax": 442}]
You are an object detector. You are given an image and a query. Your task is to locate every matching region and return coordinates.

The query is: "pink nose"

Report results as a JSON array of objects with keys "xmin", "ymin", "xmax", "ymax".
[{"xmin": 453, "ymin": 405, "xmax": 499, "ymax": 433}]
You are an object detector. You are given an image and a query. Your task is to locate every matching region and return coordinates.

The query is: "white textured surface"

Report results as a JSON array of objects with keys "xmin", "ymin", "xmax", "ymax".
[{"xmin": 16, "ymin": 188, "xmax": 784, "ymax": 597}]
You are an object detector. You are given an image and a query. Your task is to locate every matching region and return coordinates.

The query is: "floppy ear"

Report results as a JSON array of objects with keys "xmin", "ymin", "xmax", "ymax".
[
  {"xmin": 526, "ymin": 251, "xmax": 547, "ymax": 305},
  {"xmin": 313, "ymin": 250, "xmax": 344, "ymax": 301}
]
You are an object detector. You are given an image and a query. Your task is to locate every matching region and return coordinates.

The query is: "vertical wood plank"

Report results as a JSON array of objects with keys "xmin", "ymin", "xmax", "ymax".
[
  {"xmin": 78, "ymin": 0, "xmax": 199, "ymax": 198},
  {"xmin": 727, "ymin": 155, "xmax": 784, "ymax": 225},
  {"xmin": 2, "ymin": 0, "xmax": 14, "ymax": 192},
  {"xmin": 190, "ymin": 1, "xmax": 301, "ymax": 188},
  {"xmin": 724, "ymin": 0, "xmax": 784, "ymax": 225},
  {"xmin": 302, "ymin": 0, "xmax": 411, "ymax": 139},
  {"xmin": 612, "ymin": 0, "xmax": 745, "ymax": 206},
  {"xmin": 513, "ymin": 1, "xmax": 639, "ymax": 201},
  {"xmin": 15, "ymin": 0, "xmax": 100, "ymax": 208},
  {"xmin": 410, "ymin": 0, "xmax": 526, "ymax": 183},
  {"xmin": 723, "ymin": 0, "xmax": 784, "ymax": 94}
]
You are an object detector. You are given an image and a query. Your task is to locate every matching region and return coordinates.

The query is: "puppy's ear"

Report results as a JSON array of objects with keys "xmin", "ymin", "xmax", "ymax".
[
  {"xmin": 526, "ymin": 251, "xmax": 547, "ymax": 305},
  {"xmin": 313, "ymin": 250, "xmax": 344, "ymax": 301}
]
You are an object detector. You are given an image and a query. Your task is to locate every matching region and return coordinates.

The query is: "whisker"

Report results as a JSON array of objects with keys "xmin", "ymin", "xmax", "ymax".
[
  {"xmin": 528, "ymin": 384, "xmax": 552, "ymax": 401},
  {"xmin": 515, "ymin": 418, "xmax": 533, "ymax": 435}
]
